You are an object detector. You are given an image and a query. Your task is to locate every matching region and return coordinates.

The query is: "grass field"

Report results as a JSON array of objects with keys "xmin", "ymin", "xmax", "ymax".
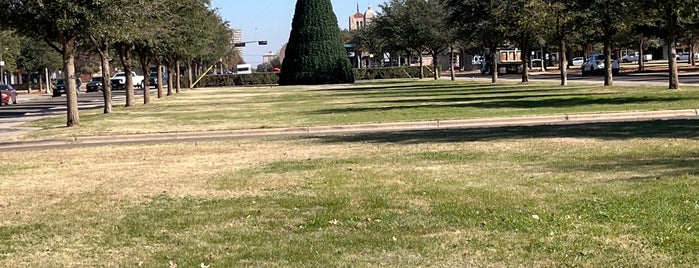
[
  {"xmin": 22, "ymin": 79, "xmax": 699, "ymax": 138},
  {"xmin": 2, "ymin": 80, "xmax": 698, "ymax": 266}
]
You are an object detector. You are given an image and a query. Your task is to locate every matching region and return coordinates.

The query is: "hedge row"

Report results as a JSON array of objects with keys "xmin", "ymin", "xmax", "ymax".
[
  {"xmin": 354, "ymin": 66, "xmax": 438, "ymax": 80},
  {"xmin": 197, "ymin": 73, "xmax": 280, "ymax": 87},
  {"xmin": 197, "ymin": 66, "xmax": 438, "ymax": 88}
]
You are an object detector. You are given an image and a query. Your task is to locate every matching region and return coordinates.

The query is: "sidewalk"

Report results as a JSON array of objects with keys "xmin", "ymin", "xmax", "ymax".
[{"xmin": 1, "ymin": 109, "xmax": 697, "ymax": 151}]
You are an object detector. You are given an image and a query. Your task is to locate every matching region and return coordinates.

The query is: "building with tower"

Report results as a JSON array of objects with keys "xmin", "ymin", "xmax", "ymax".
[{"xmin": 349, "ymin": 5, "xmax": 376, "ymax": 31}]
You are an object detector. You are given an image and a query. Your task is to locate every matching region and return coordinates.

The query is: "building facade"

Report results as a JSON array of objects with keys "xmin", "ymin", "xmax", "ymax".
[{"xmin": 349, "ymin": 6, "xmax": 376, "ymax": 31}]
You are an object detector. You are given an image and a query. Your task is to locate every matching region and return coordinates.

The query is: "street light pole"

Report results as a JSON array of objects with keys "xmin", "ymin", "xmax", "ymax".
[
  {"xmin": 233, "ymin": 40, "xmax": 268, "ymax": 47},
  {"xmin": 0, "ymin": 49, "xmax": 4, "ymax": 85}
]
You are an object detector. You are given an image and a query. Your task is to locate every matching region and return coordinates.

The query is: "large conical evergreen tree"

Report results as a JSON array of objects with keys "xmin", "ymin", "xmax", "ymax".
[{"xmin": 279, "ymin": 0, "xmax": 355, "ymax": 85}]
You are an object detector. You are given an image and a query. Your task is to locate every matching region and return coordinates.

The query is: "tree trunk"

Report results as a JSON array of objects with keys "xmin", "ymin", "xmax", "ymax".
[
  {"xmin": 559, "ymin": 35, "xmax": 568, "ymax": 86},
  {"xmin": 116, "ymin": 44, "xmax": 135, "ymax": 107},
  {"xmin": 187, "ymin": 62, "xmax": 193, "ymax": 88},
  {"xmin": 98, "ymin": 48, "xmax": 113, "ymax": 114},
  {"xmin": 603, "ymin": 38, "xmax": 613, "ymax": 86},
  {"xmin": 175, "ymin": 60, "xmax": 181, "ymax": 93},
  {"xmin": 521, "ymin": 43, "xmax": 530, "ymax": 84},
  {"xmin": 491, "ymin": 46, "xmax": 498, "ymax": 83},
  {"xmin": 450, "ymin": 46, "xmax": 455, "ymax": 81},
  {"xmin": 167, "ymin": 60, "xmax": 174, "ymax": 96},
  {"xmin": 419, "ymin": 53, "xmax": 424, "ymax": 79},
  {"xmin": 62, "ymin": 37, "xmax": 80, "ymax": 127},
  {"xmin": 638, "ymin": 36, "xmax": 645, "ymax": 72},
  {"xmin": 156, "ymin": 60, "xmax": 164, "ymax": 99},
  {"xmin": 667, "ymin": 8, "xmax": 680, "ymax": 90},
  {"xmin": 540, "ymin": 46, "xmax": 546, "ymax": 72},
  {"xmin": 691, "ymin": 44, "xmax": 696, "ymax": 67},
  {"xmin": 139, "ymin": 52, "xmax": 151, "ymax": 105},
  {"xmin": 432, "ymin": 51, "xmax": 439, "ymax": 80}
]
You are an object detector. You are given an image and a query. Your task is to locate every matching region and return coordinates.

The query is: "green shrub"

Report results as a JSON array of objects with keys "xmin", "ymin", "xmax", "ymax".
[
  {"xmin": 196, "ymin": 66, "xmax": 439, "ymax": 87},
  {"xmin": 197, "ymin": 73, "xmax": 280, "ymax": 87},
  {"xmin": 354, "ymin": 66, "xmax": 437, "ymax": 80}
]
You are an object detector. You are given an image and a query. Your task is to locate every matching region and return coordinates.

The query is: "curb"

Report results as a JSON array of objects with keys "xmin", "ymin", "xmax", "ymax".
[{"xmin": 1, "ymin": 109, "xmax": 697, "ymax": 151}]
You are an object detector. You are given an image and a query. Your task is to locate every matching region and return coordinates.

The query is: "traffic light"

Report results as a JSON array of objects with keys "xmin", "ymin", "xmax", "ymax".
[
  {"xmin": 234, "ymin": 43, "xmax": 246, "ymax": 47},
  {"xmin": 258, "ymin": 41, "xmax": 268, "ymax": 46}
]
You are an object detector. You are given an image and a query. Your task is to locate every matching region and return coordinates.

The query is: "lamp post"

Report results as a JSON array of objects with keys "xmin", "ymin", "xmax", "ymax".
[{"xmin": 0, "ymin": 48, "xmax": 4, "ymax": 85}]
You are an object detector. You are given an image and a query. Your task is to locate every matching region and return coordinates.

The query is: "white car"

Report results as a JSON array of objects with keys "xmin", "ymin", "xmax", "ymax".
[
  {"xmin": 110, "ymin": 71, "xmax": 145, "ymax": 90},
  {"xmin": 582, "ymin": 54, "xmax": 620, "ymax": 76},
  {"xmin": 570, "ymin": 57, "xmax": 584, "ymax": 66},
  {"xmin": 676, "ymin": 52, "xmax": 699, "ymax": 61},
  {"xmin": 622, "ymin": 52, "xmax": 652, "ymax": 63}
]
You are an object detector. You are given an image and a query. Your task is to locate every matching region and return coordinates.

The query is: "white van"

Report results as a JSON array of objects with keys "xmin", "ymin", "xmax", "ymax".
[{"xmin": 236, "ymin": 64, "xmax": 252, "ymax": 74}]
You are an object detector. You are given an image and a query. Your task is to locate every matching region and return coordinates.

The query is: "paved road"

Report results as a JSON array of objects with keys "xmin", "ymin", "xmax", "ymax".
[{"xmin": 0, "ymin": 91, "xmax": 126, "ymax": 138}]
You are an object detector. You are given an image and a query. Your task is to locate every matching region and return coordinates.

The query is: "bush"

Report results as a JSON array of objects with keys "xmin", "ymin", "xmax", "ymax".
[
  {"xmin": 196, "ymin": 66, "xmax": 438, "ymax": 88},
  {"xmin": 197, "ymin": 73, "xmax": 280, "ymax": 87},
  {"xmin": 354, "ymin": 66, "xmax": 438, "ymax": 80}
]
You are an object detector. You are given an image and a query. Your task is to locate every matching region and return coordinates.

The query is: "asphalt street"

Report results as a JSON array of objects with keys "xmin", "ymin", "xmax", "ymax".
[{"xmin": 0, "ymin": 90, "xmax": 127, "ymax": 139}]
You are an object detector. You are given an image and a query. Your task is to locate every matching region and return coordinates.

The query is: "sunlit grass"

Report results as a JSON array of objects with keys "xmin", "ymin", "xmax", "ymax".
[
  {"xmin": 22, "ymin": 80, "xmax": 699, "ymax": 139},
  {"xmin": 2, "ymin": 119, "xmax": 699, "ymax": 266}
]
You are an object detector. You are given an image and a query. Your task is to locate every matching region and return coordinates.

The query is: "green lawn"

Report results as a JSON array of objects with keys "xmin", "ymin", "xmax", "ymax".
[
  {"xmin": 23, "ymin": 79, "xmax": 699, "ymax": 138},
  {"xmin": 2, "ymin": 80, "xmax": 698, "ymax": 266}
]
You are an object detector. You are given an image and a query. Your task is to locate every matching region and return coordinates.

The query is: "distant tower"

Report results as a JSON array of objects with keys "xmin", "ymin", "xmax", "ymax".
[
  {"xmin": 349, "ymin": 4, "xmax": 365, "ymax": 31},
  {"xmin": 363, "ymin": 6, "xmax": 376, "ymax": 25}
]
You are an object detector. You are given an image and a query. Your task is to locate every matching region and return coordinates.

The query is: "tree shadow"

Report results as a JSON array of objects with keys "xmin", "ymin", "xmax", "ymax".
[
  {"xmin": 308, "ymin": 95, "xmax": 686, "ymax": 115},
  {"xmin": 311, "ymin": 119, "xmax": 699, "ymax": 144}
]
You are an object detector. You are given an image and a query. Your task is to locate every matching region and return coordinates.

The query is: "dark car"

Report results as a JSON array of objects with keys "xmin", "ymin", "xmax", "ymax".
[
  {"xmin": 86, "ymin": 77, "xmax": 104, "ymax": 92},
  {"xmin": 0, "ymin": 84, "xmax": 17, "ymax": 105},
  {"xmin": 53, "ymin": 78, "xmax": 66, "ymax": 97},
  {"xmin": 53, "ymin": 78, "xmax": 82, "ymax": 97},
  {"xmin": 148, "ymin": 72, "xmax": 168, "ymax": 88}
]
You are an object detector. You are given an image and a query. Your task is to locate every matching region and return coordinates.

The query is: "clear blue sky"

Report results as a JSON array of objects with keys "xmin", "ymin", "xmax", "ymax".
[{"xmin": 210, "ymin": 0, "xmax": 378, "ymax": 66}]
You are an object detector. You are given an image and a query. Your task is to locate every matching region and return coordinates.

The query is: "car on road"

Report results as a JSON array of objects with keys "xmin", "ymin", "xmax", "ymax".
[
  {"xmin": 53, "ymin": 78, "xmax": 66, "ymax": 97},
  {"xmin": 0, "ymin": 84, "xmax": 17, "ymax": 105},
  {"xmin": 110, "ymin": 71, "xmax": 145, "ymax": 90},
  {"xmin": 148, "ymin": 72, "xmax": 168, "ymax": 88},
  {"xmin": 676, "ymin": 52, "xmax": 699, "ymax": 62},
  {"xmin": 86, "ymin": 77, "xmax": 104, "ymax": 92},
  {"xmin": 582, "ymin": 53, "xmax": 620, "ymax": 76},
  {"xmin": 622, "ymin": 52, "xmax": 652, "ymax": 63},
  {"xmin": 570, "ymin": 57, "xmax": 584, "ymax": 66},
  {"xmin": 52, "ymin": 78, "xmax": 82, "ymax": 97}
]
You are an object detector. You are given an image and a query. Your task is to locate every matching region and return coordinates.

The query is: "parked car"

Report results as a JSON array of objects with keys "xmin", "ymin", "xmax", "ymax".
[
  {"xmin": 676, "ymin": 52, "xmax": 699, "ymax": 61},
  {"xmin": 570, "ymin": 57, "xmax": 584, "ymax": 66},
  {"xmin": 148, "ymin": 72, "xmax": 168, "ymax": 88},
  {"xmin": 86, "ymin": 77, "xmax": 104, "ymax": 92},
  {"xmin": 52, "ymin": 78, "xmax": 82, "ymax": 97},
  {"xmin": 0, "ymin": 84, "xmax": 17, "ymax": 105},
  {"xmin": 622, "ymin": 52, "xmax": 652, "ymax": 63},
  {"xmin": 582, "ymin": 53, "xmax": 620, "ymax": 76},
  {"xmin": 472, "ymin": 55, "xmax": 483, "ymax": 65}
]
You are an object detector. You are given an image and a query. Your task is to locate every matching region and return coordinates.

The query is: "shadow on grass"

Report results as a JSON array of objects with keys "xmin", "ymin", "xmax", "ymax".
[
  {"xmin": 312, "ymin": 119, "xmax": 699, "ymax": 144},
  {"xmin": 312, "ymin": 119, "xmax": 699, "ymax": 181},
  {"xmin": 309, "ymin": 96, "xmax": 686, "ymax": 115}
]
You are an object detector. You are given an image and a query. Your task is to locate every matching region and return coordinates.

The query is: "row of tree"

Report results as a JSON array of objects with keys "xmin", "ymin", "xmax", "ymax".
[
  {"xmin": 0, "ymin": 0, "xmax": 241, "ymax": 127},
  {"xmin": 351, "ymin": 0, "xmax": 699, "ymax": 89}
]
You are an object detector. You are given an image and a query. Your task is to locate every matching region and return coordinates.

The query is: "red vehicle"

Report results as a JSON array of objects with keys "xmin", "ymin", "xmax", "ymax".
[{"xmin": 0, "ymin": 84, "xmax": 17, "ymax": 105}]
